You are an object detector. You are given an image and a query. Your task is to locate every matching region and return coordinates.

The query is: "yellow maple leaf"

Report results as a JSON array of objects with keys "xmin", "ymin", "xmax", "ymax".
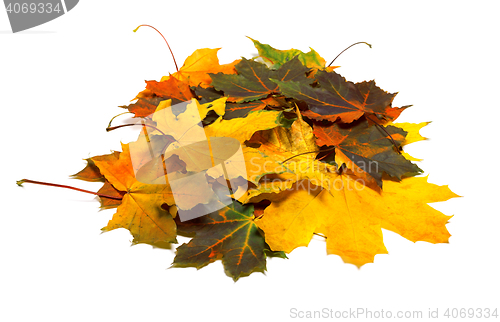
[
  {"xmin": 393, "ymin": 121, "xmax": 431, "ymax": 161},
  {"xmin": 394, "ymin": 121, "xmax": 431, "ymax": 145},
  {"xmin": 203, "ymin": 109, "xmax": 286, "ymax": 145},
  {"xmin": 254, "ymin": 175, "xmax": 460, "ymax": 267}
]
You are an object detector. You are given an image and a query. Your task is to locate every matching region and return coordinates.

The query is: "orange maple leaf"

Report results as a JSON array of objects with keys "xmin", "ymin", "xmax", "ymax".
[{"xmin": 166, "ymin": 48, "xmax": 239, "ymax": 88}]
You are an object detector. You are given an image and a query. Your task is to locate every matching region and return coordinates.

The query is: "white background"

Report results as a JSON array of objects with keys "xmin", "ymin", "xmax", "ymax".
[{"xmin": 1, "ymin": 1, "xmax": 499, "ymax": 321}]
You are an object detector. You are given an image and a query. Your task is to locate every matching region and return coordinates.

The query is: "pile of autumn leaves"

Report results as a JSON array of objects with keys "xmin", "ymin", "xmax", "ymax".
[{"xmin": 70, "ymin": 38, "xmax": 459, "ymax": 281}]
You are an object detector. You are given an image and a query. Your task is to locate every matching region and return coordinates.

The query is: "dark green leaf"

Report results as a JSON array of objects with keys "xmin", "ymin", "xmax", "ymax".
[
  {"xmin": 273, "ymin": 70, "xmax": 398, "ymax": 123},
  {"xmin": 210, "ymin": 55, "xmax": 310, "ymax": 103},
  {"xmin": 173, "ymin": 201, "xmax": 285, "ymax": 281},
  {"xmin": 314, "ymin": 120, "xmax": 422, "ymax": 186}
]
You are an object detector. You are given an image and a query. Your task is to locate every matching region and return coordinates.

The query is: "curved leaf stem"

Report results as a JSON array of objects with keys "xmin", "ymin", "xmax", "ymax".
[
  {"xmin": 133, "ymin": 24, "xmax": 179, "ymax": 72},
  {"xmin": 106, "ymin": 123, "xmax": 169, "ymax": 137},
  {"xmin": 327, "ymin": 42, "xmax": 372, "ymax": 67},
  {"xmin": 107, "ymin": 111, "xmax": 132, "ymax": 128}
]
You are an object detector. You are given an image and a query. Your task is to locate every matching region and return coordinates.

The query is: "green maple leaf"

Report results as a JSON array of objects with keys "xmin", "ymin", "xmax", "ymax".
[
  {"xmin": 272, "ymin": 70, "xmax": 400, "ymax": 123},
  {"xmin": 173, "ymin": 201, "xmax": 285, "ymax": 281},
  {"xmin": 191, "ymin": 85, "xmax": 225, "ymax": 104},
  {"xmin": 314, "ymin": 119, "xmax": 422, "ymax": 186},
  {"xmin": 209, "ymin": 55, "xmax": 310, "ymax": 103},
  {"xmin": 248, "ymin": 37, "xmax": 326, "ymax": 69}
]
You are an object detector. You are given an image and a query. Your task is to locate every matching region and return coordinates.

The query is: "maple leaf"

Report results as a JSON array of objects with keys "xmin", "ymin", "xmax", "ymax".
[
  {"xmin": 71, "ymin": 151, "xmax": 121, "ymax": 182},
  {"xmin": 313, "ymin": 119, "xmax": 423, "ymax": 186},
  {"xmin": 122, "ymin": 76, "xmax": 195, "ymax": 117},
  {"xmin": 248, "ymin": 37, "xmax": 326, "ymax": 69},
  {"xmin": 254, "ymin": 176, "xmax": 459, "ymax": 267},
  {"xmin": 273, "ymin": 70, "xmax": 402, "ymax": 123},
  {"xmin": 92, "ymin": 143, "xmax": 178, "ymax": 248},
  {"xmin": 209, "ymin": 55, "xmax": 310, "ymax": 103},
  {"xmin": 164, "ymin": 48, "xmax": 239, "ymax": 88},
  {"xmin": 172, "ymin": 201, "xmax": 285, "ymax": 281}
]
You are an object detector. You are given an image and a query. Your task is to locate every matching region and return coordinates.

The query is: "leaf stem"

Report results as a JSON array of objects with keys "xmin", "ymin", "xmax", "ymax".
[
  {"xmin": 327, "ymin": 42, "xmax": 372, "ymax": 67},
  {"xmin": 106, "ymin": 123, "xmax": 168, "ymax": 136},
  {"xmin": 133, "ymin": 24, "xmax": 179, "ymax": 72},
  {"xmin": 16, "ymin": 179, "xmax": 123, "ymax": 200},
  {"xmin": 107, "ymin": 111, "xmax": 132, "ymax": 128},
  {"xmin": 316, "ymin": 149, "xmax": 335, "ymax": 162},
  {"xmin": 364, "ymin": 114, "xmax": 402, "ymax": 153},
  {"xmin": 281, "ymin": 147, "xmax": 335, "ymax": 164}
]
